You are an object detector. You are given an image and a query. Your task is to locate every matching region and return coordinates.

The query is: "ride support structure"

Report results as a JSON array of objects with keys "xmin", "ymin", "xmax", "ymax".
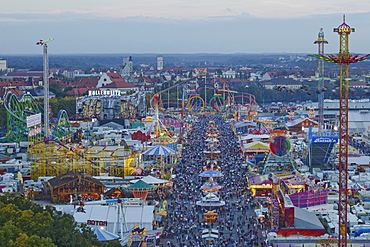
[
  {"xmin": 309, "ymin": 15, "xmax": 370, "ymax": 247},
  {"xmin": 314, "ymin": 28, "xmax": 328, "ymax": 132},
  {"xmin": 28, "ymin": 140, "xmax": 138, "ymax": 180},
  {"xmin": 36, "ymin": 39, "xmax": 54, "ymax": 140}
]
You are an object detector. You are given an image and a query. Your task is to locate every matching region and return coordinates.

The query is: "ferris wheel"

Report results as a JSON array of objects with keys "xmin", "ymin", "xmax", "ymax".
[
  {"xmin": 209, "ymin": 94, "xmax": 226, "ymax": 113},
  {"xmin": 186, "ymin": 95, "xmax": 205, "ymax": 114},
  {"xmin": 269, "ymin": 135, "xmax": 291, "ymax": 156}
]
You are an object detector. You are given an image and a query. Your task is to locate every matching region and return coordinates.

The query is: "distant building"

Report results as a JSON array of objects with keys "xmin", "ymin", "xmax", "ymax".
[
  {"xmin": 67, "ymin": 88, "xmax": 89, "ymax": 97},
  {"xmin": 261, "ymin": 72, "xmax": 272, "ymax": 81},
  {"xmin": 157, "ymin": 56, "xmax": 163, "ymax": 71},
  {"xmin": 97, "ymin": 72, "xmax": 138, "ymax": 94},
  {"xmin": 25, "ymin": 89, "xmax": 55, "ymax": 99},
  {"xmin": 0, "ymin": 87, "xmax": 23, "ymax": 97},
  {"xmin": 121, "ymin": 56, "xmax": 133, "ymax": 76},
  {"xmin": 62, "ymin": 69, "xmax": 83, "ymax": 79},
  {"xmin": 72, "ymin": 77, "xmax": 99, "ymax": 89},
  {"xmin": 262, "ymin": 77, "xmax": 302, "ymax": 90},
  {"xmin": 7, "ymin": 71, "xmax": 43, "ymax": 78},
  {"xmin": 222, "ymin": 68, "xmax": 236, "ymax": 79},
  {"xmin": 0, "ymin": 59, "xmax": 6, "ymax": 71}
]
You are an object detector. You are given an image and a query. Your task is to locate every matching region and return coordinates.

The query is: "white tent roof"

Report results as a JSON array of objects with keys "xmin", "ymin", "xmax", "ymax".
[
  {"xmin": 241, "ymin": 134, "xmax": 270, "ymax": 140},
  {"xmin": 348, "ymin": 156, "xmax": 370, "ymax": 166},
  {"xmin": 130, "ymin": 175, "xmax": 168, "ymax": 184},
  {"xmin": 72, "ymin": 204, "xmax": 155, "ymax": 234}
]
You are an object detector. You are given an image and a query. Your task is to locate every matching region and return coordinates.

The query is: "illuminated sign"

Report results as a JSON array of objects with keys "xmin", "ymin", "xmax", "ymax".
[
  {"xmin": 334, "ymin": 27, "xmax": 355, "ymax": 33},
  {"xmin": 88, "ymin": 90, "xmax": 122, "ymax": 96},
  {"xmin": 312, "ymin": 137, "xmax": 338, "ymax": 143},
  {"xmin": 87, "ymin": 220, "xmax": 108, "ymax": 226}
]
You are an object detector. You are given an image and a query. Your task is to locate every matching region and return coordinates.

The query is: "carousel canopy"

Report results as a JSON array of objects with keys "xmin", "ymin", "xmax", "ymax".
[
  {"xmin": 127, "ymin": 180, "xmax": 156, "ymax": 191},
  {"xmin": 241, "ymin": 134, "xmax": 270, "ymax": 140},
  {"xmin": 203, "ymin": 192, "xmax": 219, "ymax": 201},
  {"xmin": 130, "ymin": 175, "xmax": 169, "ymax": 185},
  {"xmin": 201, "ymin": 176, "xmax": 222, "ymax": 190},
  {"xmin": 142, "ymin": 145, "xmax": 176, "ymax": 156},
  {"xmin": 201, "ymin": 183, "xmax": 222, "ymax": 190},
  {"xmin": 197, "ymin": 193, "xmax": 225, "ymax": 207},
  {"xmin": 206, "ymin": 160, "xmax": 217, "ymax": 165},
  {"xmin": 92, "ymin": 228, "xmax": 120, "ymax": 241},
  {"xmin": 199, "ymin": 170, "xmax": 224, "ymax": 178},
  {"xmin": 203, "ymin": 150, "xmax": 221, "ymax": 154},
  {"xmin": 348, "ymin": 182, "xmax": 365, "ymax": 190},
  {"xmin": 205, "ymin": 137, "xmax": 219, "ymax": 142}
]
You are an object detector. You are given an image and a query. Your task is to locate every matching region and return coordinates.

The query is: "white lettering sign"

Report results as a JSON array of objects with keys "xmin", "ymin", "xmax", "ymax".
[{"xmin": 88, "ymin": 90, "xmax": 122, "ymax": 96}]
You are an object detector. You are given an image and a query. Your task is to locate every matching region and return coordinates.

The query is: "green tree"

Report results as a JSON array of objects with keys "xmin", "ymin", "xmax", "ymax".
[
  {"xmin": 0, "ymin": 195, "xmax": 122, "ymax": 247},
  {"xmin": 49, "ymin": 83, "xmax": 68, "ymax": 98},
  {"xmin": 10, "ymin": 233, "xmax": 56, "ymax": 247},
  {"xmin": 146, "ymin": 93, "xmax": 154, "ymax": 109},
  {"xmin": 0, "ymin": 104, "xmax": 7, "ymax": 129},
  {"xmin": 49, "ymin": 97, "xmax": 76, "ymax": 117},
  {"xmin": 0, "ymin": 221, "xmax": 22, "ymax": 245},
  {"xmin": 64, "ymin": 86, "xmax": 73, "ymax": 92}
]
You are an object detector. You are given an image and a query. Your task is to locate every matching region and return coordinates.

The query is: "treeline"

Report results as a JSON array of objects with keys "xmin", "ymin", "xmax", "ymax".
[
  {"xmin": 0, "ymin": 194, "xmax": 122, "ymax": 247},
  {"xmin": 3, "ymin": 53, "xmax": 321, "ymax": 70}
]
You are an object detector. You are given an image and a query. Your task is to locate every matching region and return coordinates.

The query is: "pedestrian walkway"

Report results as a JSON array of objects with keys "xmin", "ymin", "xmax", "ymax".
[{"xmin": 158, "ymin": 115, "xmax": 268, "ymax": 247}]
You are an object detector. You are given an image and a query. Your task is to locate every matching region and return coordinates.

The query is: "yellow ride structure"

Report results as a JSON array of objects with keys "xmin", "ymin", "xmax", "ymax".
[{"xmin": 28, "ymin": 140, "xmax": 139, "ymax": 180}]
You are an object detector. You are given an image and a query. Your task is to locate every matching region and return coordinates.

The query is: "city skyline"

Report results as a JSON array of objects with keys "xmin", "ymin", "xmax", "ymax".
[{"xmin": 1, "ymin": 1, "xmax": 370, "ymax": 54}]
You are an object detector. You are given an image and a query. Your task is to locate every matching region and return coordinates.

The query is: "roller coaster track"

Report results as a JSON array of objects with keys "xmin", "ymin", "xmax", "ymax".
[
  {"xmin": 3, "ymin": 91, "xmax": 72, "ymax": 142},
  {"xmin": 151, "ymin": 75, "xmax": 258, "ymax": 116}
]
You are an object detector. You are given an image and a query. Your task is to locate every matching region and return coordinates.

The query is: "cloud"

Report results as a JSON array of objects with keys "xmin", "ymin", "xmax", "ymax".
[
  {"xmin": 3, "ymin": 0, "xmax": 370, "ymax": 20},
  {"xmin": 0, "ymin": 12, "xmax": 370, "ymax": 55}
]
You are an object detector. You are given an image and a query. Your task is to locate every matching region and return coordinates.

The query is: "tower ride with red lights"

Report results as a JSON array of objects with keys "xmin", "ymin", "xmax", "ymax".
[{"xmin": 310, "ymin": 15, "xmax": 370, "ymax": 247}]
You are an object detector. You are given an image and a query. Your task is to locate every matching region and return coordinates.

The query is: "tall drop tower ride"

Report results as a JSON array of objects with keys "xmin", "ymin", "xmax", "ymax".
[
  {"xmin": 310, "ymin": 15, "xmax": 370, "ymax": 247},
  {"xmin": 36, "ymin": 39, "xmax": 54, "ymax": 140},
  {"xmin": 314, "ymin": 28, "xmax": 328, "ymax": 132}
]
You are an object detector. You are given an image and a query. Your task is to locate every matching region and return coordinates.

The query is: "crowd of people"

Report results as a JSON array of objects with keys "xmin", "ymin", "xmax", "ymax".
[
  {"xmin": 159, "ymin": 115, "xmax": 268, "ymax": 247},
  {"xmin": 349, "ymin": 136, "xmax": 370, "ymax": 156}
]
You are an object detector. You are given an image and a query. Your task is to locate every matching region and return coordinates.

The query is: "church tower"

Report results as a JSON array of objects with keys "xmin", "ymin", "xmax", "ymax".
[
  {"xmin": 121, "ymin": 56, "xmax": 133, "ymax": 76},
  {"xmin": 157, "ymin": 56, "xmax": 163, "ymax": 71}
]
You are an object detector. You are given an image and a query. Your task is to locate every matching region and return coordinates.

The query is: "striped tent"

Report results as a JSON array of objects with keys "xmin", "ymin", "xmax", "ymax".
[
  {"xmin": 142, "ymin": 145, "xmax": 176, "ymax": 156},
  {"xmin": 92, "ymin": 228, "xmax": 120, "ymax": 241}
]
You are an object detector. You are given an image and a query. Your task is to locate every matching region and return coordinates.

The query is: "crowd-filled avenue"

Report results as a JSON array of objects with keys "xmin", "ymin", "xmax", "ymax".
[{"xmin": 159, "ymin": 115, "xmax": 267, "ymax": 247}]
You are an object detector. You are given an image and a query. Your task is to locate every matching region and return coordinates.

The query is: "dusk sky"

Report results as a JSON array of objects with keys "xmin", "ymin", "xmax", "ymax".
[{"xmin": 1, "ymin": 0, "xmax": 370, "ymax": 54}]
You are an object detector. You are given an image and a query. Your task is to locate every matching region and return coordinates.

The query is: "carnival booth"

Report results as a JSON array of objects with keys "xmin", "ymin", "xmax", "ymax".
[
  {"xmin": 243, "ymin": 141, "xmax": 269, "ymax": 156},
  {"xmin": 142, "ymin": 145, "xmax": 177, "ymax": 178},
  {"xmin": 44, "ymin": 171, "xmax": 104, "ymax": 203}
]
